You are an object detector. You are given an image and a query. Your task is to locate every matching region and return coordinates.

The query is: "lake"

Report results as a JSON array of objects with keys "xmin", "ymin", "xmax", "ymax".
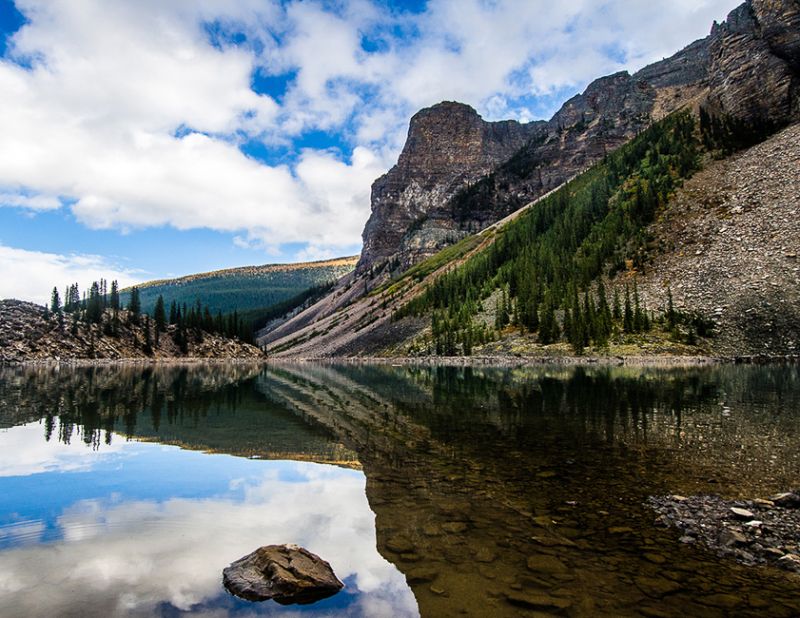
[{"xmin": 0, "ymin": 362, "xmax": 798, "ymax": 616}]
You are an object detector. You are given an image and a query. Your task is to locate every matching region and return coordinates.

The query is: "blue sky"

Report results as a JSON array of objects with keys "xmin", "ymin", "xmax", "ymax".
[{"xmin": 0, "ymin": 0, "xmax": 740, "ymax": 303}]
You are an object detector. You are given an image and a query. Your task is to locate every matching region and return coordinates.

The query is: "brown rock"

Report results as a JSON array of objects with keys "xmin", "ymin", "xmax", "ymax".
[
  {"xmin": 526, "ymin": 554, "xmax": 569, "ymax": 575},
  {"xmin": 222, "ymin": 544, "xmax": 343, "ymax": 605},
  {"xmin": 506, "ymin": 590, "xmax": 573, "ymax": 611}
]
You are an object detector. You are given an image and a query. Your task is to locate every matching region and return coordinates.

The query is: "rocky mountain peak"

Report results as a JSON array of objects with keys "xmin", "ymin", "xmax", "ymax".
[
  {"xmin": 355, "ymin": 0, "xmax": 800, "ymax": 277},
  {"xmin": 393, "ymin": 101, "xmax": 537, "ymax": 185},
  {"xmin": 357, "ymin": 101, "xmax": 543, "ymax": 272}
]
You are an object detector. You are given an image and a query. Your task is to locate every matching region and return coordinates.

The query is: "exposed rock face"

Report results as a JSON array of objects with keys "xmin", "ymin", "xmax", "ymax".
[
  {"xmin": 753, "ymin": 0, "xmax": 800, "ymax": 70},
  {"xmin": 357, "ymin": 0, "xmax": 800, "ymax": 275},
  {"xmin": 0, "ymin": 300, "xmax": 264, "ymax": 362},
  {"xmin": 222, "ymin": 544, "xmax": 344, "ymax": 605},
  {"xmin": 358, "ymin": 102, "xmax": 543, "ymax": 272},
  {"xmin": 705, "ymin": 1, "xmax": 800, "ymax": 125}
]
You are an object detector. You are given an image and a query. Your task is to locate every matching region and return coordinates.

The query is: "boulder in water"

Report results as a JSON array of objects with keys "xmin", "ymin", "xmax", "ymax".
[{"xmin": 223, "ymin": 544, "xmax": 344, "ymax": 605}]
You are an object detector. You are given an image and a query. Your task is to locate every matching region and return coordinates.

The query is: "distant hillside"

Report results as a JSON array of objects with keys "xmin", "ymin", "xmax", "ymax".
[{"xmin": 122, "ymin": 256, "xmax": 358, "ymax": 316}]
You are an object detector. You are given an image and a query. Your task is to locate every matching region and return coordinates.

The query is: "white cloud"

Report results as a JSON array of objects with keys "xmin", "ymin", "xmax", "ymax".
[
  {"xmin": 0, "ymin": 244, "xmax": 143, "ymax": 305},
  {"xmin": 0, "ymin": 192, "xmax": 61, "ymax": 211},
  {"xmin": 0, "ymin": 0, "xmax": 741, "ymax": 267}
]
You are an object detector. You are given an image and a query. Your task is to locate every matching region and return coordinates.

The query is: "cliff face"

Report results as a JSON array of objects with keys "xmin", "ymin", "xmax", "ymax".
[
  {"xmin": 705, "ymin": 1, "xmax": 800, "ymax": 124},
  {"xmin": 358, "ymin": 102, "xmax": 543, "ymax": 272},
  {"xmin": 357, "ymin": 0, "xmax": 800, "ymax": 274}
]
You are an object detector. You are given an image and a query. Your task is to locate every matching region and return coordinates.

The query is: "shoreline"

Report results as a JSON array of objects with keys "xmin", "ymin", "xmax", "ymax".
[{"xmin": 3, "ymin": 353, "xmax": 798, "ymax": 368}]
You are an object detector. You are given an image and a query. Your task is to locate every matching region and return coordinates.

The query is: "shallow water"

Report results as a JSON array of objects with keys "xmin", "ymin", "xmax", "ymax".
[{"xmin": 0, "ymin": 363, "xmax": 798, "ymax": 616}]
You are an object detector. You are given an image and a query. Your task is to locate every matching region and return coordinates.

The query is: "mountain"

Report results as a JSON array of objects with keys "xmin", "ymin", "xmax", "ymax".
[
  {"xmin": 260, "ymin": 0, "xmax": 800, "ymax": 360},
  {"xmin": 358, "ymin": 0, "xmax": 799, "ymax": 277},
  {"xmin": 122, "ymin": 256, "xmax": 358, "ymax": 316}
]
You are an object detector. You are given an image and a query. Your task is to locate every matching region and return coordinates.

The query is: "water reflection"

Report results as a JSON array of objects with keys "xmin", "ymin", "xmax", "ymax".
[
  {"xmin": 257, "ymin": 363, "xmax": 800, "ymax": 617},
  {"xmin": 0, "ymin": 424, "xmax": 415, "ymax": 617},
  {"xmin": 0, "ymin": 366, "xmax": 414, "ymax": 617},
  {"xmin": 1, "ymin": 363, "xmax": 799, "ymax": 616}
]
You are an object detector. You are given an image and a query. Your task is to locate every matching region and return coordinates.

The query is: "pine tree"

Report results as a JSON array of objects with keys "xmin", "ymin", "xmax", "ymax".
[
  {"xmin": 86, "ymin": 281, "xmax": 103, "ymax": 324},
  {"xmin": 110, "ymin": 280, "xmax": 119, "ymax": 311},
  {"xmin": 50, "ymin": 287, "xmax": 61, "ymax": 315},
  {"xmin": 633, "ymin": 282, "xmax": 644, "ymax": 333},
  {"xmin": 595, "ymin": 281, "xmax": 612, "ymax": 346},
  {"xmin": 495, "ymin": 289, "xmax": 509, "ymax": 330},
  {"xmin": 143, "ymin": 316, "xmax": 153, "ymax": 356},
  {"xmin": 128, "ymin": 286, "xmax": 141, "ymax": 325},
  {"xmin": 666, "ymin": 287, "xmax": 676, "ymax": 331},
  {"xmin": 623, "ymin": 285, "xmax": 634, "ymax": 333},
  {"xmin": 538, "ymin": 299, "xmax": 560, "ymax": 345},
  {"xmin": 153, "ymin": 295, "xmax": 166, "ymax": 347}
]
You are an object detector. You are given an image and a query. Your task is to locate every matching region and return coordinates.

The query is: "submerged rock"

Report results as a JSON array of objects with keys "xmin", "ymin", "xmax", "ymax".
[
  {"xmin": 771, "ymin": 491, "xmax": 800, "ymax": 509},
  {"xmin": 222, "ymin": 544, "xmax": 344, "ymax": 605}
]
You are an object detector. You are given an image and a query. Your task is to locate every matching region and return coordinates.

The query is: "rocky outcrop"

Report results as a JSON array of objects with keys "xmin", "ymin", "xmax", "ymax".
[
  {"xmin": 0, "ymin": 300, "xmax": 264, "ymax": 362},
  {"xmin": 705, "ymin": 1, "xmax": 800, "ymax": 125},
  {"xmin": 357, "ymin": 0, "xmax": 800, "ymax": 276},
  {"xmin": 222, "ymin": 544, "xmax": 344, "ymax": 604},
  {"xmin": 358, "ymin": 102, "xmax": 543, "ymax": 272},
  {"xmin": 754, "ymin": 0, "xmax": 800, "ymax": 70}
]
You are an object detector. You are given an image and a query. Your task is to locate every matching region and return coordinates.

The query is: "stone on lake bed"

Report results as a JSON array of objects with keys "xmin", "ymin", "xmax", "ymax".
[
  {"xmin": 771, "ymin": 491, "xmax": 800, "ymax": 509},
  {"xmin": 222, "ymin": 544, "xmax": 343, "ymax": 605},
  {"xmin": 506, "ymin": 590, "xmax": 572, "ymax": 610},
  {"xmin": 730, "ymin": 507, "xmax": 755, "ymax": 520},
  {"xmin": 526, "ymin": 554, "xmax": 569, "ymax": 574}
]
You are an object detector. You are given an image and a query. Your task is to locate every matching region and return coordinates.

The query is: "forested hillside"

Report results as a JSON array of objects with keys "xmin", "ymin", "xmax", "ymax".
[{"xmin": 121, "ymin": 257, "xmax": 357, "ymax": 317}]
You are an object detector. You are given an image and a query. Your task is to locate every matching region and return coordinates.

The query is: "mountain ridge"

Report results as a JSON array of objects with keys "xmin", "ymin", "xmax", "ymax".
[{"xmin": 259, "ymin": 0, "xmax": 800, "ymax": 359}]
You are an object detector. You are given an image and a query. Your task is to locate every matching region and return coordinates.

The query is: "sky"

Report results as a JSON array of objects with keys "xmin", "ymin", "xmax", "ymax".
[{"xmin": 0, "ymin": 0, "xmax": 741, "ymax": 304}]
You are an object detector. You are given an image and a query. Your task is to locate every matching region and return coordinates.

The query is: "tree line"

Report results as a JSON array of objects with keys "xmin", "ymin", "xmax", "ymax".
[{"xmin": 45, "ymin": 280, "xmax": 254, "ymax": 354}]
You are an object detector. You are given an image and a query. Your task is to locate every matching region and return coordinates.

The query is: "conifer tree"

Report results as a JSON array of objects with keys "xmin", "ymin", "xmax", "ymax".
[
  {"xmin": 86, "ymin": 281, "xmax": 103, "ymax": 324},
  {"xmin": 495, "ymin": 289, "xmax": 509, "ymax": 330},
  {"xmin": 595, "ymin": 281, "xmax": 612, "ymax": 346},
  {"xmin": 633, "ymin": 282, "xmax": 644, "ymax": 333},
  {"xmin": 623, "ymin": 285, "xmax": 634, "ymax": 333},
  {"xmin": 143, "ymin": 316, "xmax": 153, "ymax": 356},
  {"xmin": 50, "ymin": 287, "xmax": 61, "ymax": 315},
  {"xmin": 538, "ymin": 299, "xmax": 560, "ymax": 345},
  {"xmin": 128, "ymin": 287, "xmax": 141, "ymax": 325},
  {"xmin": 153, "ymin": 296, "xmax": 166, "ymax": 347},
  {"xmin": 110, "ymin": 280, "xmax": 120, "ymax": 336},
  {"xmin": 666, "ymin": 287, "xmax": 676, "ymax": 331}
]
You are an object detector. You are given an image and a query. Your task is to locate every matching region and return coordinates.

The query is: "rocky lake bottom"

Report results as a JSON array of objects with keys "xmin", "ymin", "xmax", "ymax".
[{"xmin": 0, "ymin": 362, "xmax": 798, "ymax": 616}]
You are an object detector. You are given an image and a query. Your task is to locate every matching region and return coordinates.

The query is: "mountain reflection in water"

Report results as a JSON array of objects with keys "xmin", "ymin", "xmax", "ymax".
[{"xmin": 0, "ymin": 363, "xmax": 799, "ymax": 616}]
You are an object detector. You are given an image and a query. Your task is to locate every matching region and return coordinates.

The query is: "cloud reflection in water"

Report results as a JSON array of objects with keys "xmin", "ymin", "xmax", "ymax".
[{"xmin": 0, "ymin": 423, "xmax": 418, "ymax": 617}]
